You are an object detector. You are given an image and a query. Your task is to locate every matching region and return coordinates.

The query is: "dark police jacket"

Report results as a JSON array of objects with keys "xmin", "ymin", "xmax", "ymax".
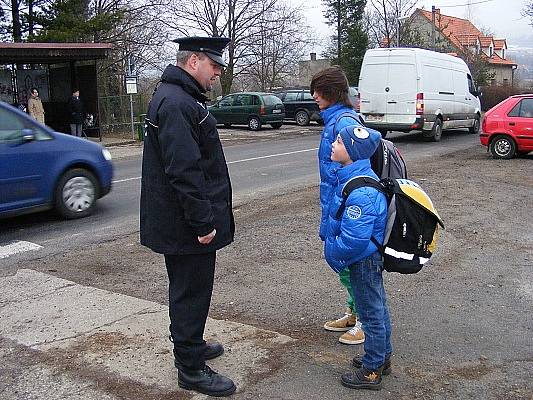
[{"xmin": 140, "ymin": 64, "xmax": 235, "ymax": 255}]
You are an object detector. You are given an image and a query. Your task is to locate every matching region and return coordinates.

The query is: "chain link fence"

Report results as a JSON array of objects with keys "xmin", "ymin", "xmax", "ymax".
[{"xmin": 98, "ymin": 94, "xmax": 149, "ymax": 139}]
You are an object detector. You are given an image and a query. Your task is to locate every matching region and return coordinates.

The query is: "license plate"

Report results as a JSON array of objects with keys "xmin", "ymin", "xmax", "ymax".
[
  {"xmin": 365, "ymin": 114, "xmax": 383, "ymax": 121},
  {"xmin": 273, "ymin": 109, "xmax": 281, "ymax": 114}
]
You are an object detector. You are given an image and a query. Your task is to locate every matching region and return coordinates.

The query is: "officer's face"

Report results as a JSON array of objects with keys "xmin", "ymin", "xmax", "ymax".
[{"xmin": 195, "ymin": 55, "xmax": 223, "ymax": 92}]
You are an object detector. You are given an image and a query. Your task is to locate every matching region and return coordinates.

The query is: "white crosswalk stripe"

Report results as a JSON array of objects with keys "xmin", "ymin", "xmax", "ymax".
[{"xmin": 0, "ymin": 241, "xmax": 43, "ymax": 259}]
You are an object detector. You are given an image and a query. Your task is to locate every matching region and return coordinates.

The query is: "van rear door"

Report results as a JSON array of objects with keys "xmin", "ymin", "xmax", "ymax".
[
  {"xmin": 385, "ymin": 57, "xmax": 418, "ymax": 123},
  {"xmin": 359, "ymin": 52, "xmax": 389, "ymax": 123}
]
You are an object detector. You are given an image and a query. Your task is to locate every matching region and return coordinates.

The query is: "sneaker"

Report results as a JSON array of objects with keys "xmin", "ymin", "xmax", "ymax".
[
  {"xmin": 339, "ymin": 322, "xmax": 365, "ymax": 345},
  {"xmin": 324, "ymin": 308, "xmax": 357, "ymax": 332},
  {"xmin": 341, "ymin": 366, "xmax": 383, "ymax": 390},
  {"xmin": 352, "ymin": 355, "xmax": 392, "ymax": 375}
]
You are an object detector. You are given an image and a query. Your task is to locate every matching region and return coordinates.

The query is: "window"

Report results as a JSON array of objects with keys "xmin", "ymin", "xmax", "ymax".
[
  {"xmin": 262, "ymin": 95, "xmax": 283, "ymax": 105},
  {"xmin": 508, "ymin": 102, "xmax": 520, "ymax": 117},
  {"xmin": 0, "ymin": 108, "xmax": 25, "ymax": 142},
  {"xmin": 284, "ymin": 92, "xmax": 299, "ymax": 101},
  {"xmin": 518, "ymin": 99, "xmax": 533, "ymax": 118},
  {"xmin": 467, "ymin": 74, "xmax": 477, "ymax": 95},
  {"xmin": 219, "ymin": 96, "xmax": 233, "ymax": 107},
  {"xmin": 234, "ymin": 94, "xmax": 252, "ymax": 106},
  {"xmin": 302, "ymin": 92, "xmax": 314, "ymax": 101}
]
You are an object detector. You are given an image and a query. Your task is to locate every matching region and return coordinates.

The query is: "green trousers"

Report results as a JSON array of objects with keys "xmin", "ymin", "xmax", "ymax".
[{"xmin": 340, "ymin": 267, "xmax": 357, "ymax": 314}]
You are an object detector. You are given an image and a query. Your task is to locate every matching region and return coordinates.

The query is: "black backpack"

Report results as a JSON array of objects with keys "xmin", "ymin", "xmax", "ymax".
[
  {"xmin": 336, "ymin": 176, "xmax": 444, "ymax": 274},
  {"xmin": 334, "ymin": 112, "xmax": 408, "ymax": 179}
]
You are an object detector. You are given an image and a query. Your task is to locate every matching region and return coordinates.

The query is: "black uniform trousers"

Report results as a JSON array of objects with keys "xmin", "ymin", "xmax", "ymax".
[{"xmin": 165, "ymin": 252, "xmax": 216, "ymax": 371}]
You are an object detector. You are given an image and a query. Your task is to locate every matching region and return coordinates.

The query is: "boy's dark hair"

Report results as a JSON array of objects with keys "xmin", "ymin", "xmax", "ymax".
[{"xmin": 310, "ymin": 66, "xmax": 352, "ymax": 108}]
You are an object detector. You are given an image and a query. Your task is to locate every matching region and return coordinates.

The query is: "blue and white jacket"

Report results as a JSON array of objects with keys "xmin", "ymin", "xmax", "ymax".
[
  {"xmin": 318, "ymin": 104, "xmax": 363, "ymax": 240},
  {"xmin": 324, "ymin": 161, "xmax": 388, "ymax": 273}
]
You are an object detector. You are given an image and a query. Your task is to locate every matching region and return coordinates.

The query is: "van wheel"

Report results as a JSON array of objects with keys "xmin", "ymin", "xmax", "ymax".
[
  {"xmin": 295, "ymin": 110, "xmax": 310, "ymax": 126},
  {"xmin": 378, "ymin": 130, "xmax": 388, "ymax": 138},
  {"xmin": 490, "ymin": 135, "xmax": 516, "ymax": 159},
  {"xmin": 424, "ymin": 118, "xmax": 442, "ymax": 142},
  {"xmin": 54, "ymin": 168, "xmax": 98, "ymax": 219},
  {"xmin": 248, "ymin": 116, "xmax": 262, "ymax": 131},
  {"xmin": 469, "ymin": 116, "xmax": 480, "ymax": 134}
]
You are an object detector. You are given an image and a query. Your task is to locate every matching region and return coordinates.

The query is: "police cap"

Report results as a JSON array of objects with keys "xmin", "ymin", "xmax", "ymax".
[{"xmin": 173, "ymin": 36, "xmax": 230, "ymax": 67}]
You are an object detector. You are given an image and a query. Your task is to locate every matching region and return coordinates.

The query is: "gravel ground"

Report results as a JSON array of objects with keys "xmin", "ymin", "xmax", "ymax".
[{"xmin": 16, "ymin": 141, "xmax": 533, "ymax": 399}]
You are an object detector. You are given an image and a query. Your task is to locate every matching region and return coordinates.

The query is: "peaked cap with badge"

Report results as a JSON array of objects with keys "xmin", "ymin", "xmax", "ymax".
[{"xmin": 173, "ymin": 36, "xmax": 231, "ymax": 67}]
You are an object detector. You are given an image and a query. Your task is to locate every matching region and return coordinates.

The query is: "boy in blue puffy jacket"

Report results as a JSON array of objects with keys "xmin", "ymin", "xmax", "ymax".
[{"xmin": 324, "ymin": 124, "xmax": 393, "ymax": 390}]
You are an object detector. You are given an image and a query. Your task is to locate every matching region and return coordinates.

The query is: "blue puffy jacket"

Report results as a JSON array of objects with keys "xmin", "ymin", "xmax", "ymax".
[
  {"xmin": 324, "ymin": 161, "xmax": 388, "ymax": 273},
  {"xmin": 318, "ymin": 104, "xmax": 363, "ymax": 240}
]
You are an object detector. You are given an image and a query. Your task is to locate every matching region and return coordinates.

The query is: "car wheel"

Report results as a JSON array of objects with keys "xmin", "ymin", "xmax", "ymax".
[
  {"xmin": 490, "ymin": 135, "xmax": 516, "ymax": 159},
  {"xmin": 378, "ymin": 130, "xmax": 388, "ymax": 138},
  {"xmin": 248, "ymin": 116, "xmax": 261, "ymax": 131},
  {"xmin": 424, "ymin": 118, "xmax": 442, "ymax": 142},
  {"xmin": 271, "ymin": 122, "xmax": 282, "ymax": 129},
  {"xmin": 223, "ymin": 123, "xmax": 232, "ymax": 128},
  {"xmin": 469, "ymin": 115, "xmax": 480, "ymax": 134},
  {"xmin": 295, "ymin": 110, "xmax": 310, "ymax": 126},
  {"xmin": 54, "ymin": 168, "xmax": 98, "ymax": 219}
]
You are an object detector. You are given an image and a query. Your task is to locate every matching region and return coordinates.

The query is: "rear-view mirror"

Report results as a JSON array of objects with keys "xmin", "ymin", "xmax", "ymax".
[{"xmin": 21, "ymin": 128, "xmax": 35, "ymax": 143}]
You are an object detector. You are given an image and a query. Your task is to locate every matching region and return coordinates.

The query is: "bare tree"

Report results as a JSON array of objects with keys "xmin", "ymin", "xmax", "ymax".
[
  {"xmin": 237, "ymin": 3, "xmax": 314, "ymax": 91},
  {"xmin": 162, "ymin": 0, "xmax": 284, "ymax": 94},
  {"xmin": 365, "ymin": 0, "xmax": 418, "ymax": 48},
  {"xmin": 524, "ymin": 1, "xmax": 533, "ymax": 27}
]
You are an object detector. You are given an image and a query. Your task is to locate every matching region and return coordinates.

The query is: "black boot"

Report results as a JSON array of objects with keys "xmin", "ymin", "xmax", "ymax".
[
  {"xmin": 341, "ymin": 365, "xmax": 383, "ymax": 390},
  {"xmin": 174, "ymin": 342, "xmax": 224, "ymax": 369},
  {"xmin": 178, "ymin": 365, "xmax": 236, "ymax": 397},
  {"xmin": 352, "ymin": 355, "xmax": 392, "ymax": 375}
]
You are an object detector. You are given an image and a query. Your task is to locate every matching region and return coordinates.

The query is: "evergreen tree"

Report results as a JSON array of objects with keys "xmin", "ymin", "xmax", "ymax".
[
  {"xmin": 322, "ymin": 0, "xmax": 368, "ymax": 84},
  {"xmin": 32, "ymin": 0, "xmax": 123, "ymax": 42}
]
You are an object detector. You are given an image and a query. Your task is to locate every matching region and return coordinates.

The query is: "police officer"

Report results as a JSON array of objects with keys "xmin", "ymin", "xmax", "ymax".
[{"xmin": 140, "ymin": 36, "xmax": 236, "ymax": 397}]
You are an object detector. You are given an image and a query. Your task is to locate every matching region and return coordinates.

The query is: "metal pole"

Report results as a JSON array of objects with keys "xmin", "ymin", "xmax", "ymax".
[
  {"xmin": 130, "ymin": 94, "xmax": 135, "ymax": 140},
  {"xmin": 431, "ymin": 5, "xmax": 436, "ymax": 51}
]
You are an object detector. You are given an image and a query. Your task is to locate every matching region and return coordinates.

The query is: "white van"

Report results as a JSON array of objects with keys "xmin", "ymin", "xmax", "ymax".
[{"xmin": 358, "ymin": 48, "xmax": 481, "ymax": 141}]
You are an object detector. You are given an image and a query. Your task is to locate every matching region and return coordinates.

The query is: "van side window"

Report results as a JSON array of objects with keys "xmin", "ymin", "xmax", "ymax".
[{"xmin": 467, "ymin": 74, "xmax": 477, "ymax": 95}]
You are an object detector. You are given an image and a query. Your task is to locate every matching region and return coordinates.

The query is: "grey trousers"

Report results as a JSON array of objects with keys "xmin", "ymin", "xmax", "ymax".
[{"xmin": 70, "ymin": 124, "xmax": 83, "ymax": 136}]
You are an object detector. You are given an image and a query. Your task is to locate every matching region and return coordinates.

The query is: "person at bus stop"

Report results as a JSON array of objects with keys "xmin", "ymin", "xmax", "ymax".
[
  {"xmin": 67, "ymin": 89, "xmax": 84, "ymax": 137},
  {"xmin": 28, "ymin": 87, "xmax": 45, "ymax": 124},
  {"xmin": 140, "ymin": 36, "xmax": 236, "ymax": 397},
  {"xmin": 310, "ymin": 66, "xmax": 366, "ymax": 346}
]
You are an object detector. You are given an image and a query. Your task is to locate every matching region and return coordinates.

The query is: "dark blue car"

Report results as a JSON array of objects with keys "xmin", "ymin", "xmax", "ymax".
[{"xmin": 0, "ymin": 101, "xmax": 113, "ymax": 219}]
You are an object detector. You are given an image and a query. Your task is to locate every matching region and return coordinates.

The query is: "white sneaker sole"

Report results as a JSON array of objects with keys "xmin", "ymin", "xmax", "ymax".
[
  {"xmin": 338, "ymin": 336, "xmax": 365, "ymax": 345},
  {"xmin": 323, "ymin": 323, "xmax": 355, "ymax": 332}
]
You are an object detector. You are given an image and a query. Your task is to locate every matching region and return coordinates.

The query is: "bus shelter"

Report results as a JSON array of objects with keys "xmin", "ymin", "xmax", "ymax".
[{"xmin": 0, "ymin": 43, "xmax": 113, "ymax": 139}]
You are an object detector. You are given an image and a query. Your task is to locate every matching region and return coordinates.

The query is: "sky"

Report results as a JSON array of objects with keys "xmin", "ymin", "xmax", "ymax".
[{"xmin": 300, "ymin": 0, "xmax": 533, "ymax": 55}]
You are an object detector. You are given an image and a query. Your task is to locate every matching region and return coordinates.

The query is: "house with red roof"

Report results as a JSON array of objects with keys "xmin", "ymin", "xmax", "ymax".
[{"xmin": 408, "ymin": 8, "xmax": 517, "ymax": 86}]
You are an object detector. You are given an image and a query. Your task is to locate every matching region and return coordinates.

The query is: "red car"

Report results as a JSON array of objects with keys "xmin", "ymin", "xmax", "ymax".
[{"xmin": 480, "ymin": 94, "xmax": 533, "ymax": 159}]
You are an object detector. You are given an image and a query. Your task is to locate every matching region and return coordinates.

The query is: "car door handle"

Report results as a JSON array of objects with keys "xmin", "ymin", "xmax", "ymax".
[
  {"xmin": 387, "ymin": 101, "xmax": 397, "ymax": 104},
  {"xmin": 509, "ymin": 122, "xmax": 515, "ymax": 126}
]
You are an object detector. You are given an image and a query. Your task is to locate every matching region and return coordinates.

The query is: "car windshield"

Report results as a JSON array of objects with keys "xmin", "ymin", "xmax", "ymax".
[{"xmin": 262, "ymin": 95, "xmax": 283, "ymax": 105}]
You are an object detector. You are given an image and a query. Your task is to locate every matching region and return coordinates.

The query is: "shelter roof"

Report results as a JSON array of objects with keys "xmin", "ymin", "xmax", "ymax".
[{"xmin": 0, "ymin": 42, "xmax": 113, "ymax": 64}]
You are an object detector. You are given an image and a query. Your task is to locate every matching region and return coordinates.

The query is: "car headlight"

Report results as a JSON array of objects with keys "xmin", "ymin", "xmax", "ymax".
[{"xmin": 102, "ymin": 148, "xmax": 112, "ymax": 161}]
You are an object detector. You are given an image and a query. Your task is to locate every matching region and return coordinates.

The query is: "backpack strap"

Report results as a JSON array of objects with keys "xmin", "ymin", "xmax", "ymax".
[
  {"xmin": 333, "ymin": 111, "xmax": 365, "ymax": 137},
  {"xmin": 335, "ymin": 176, "xmax": 387, "ymax": 255}
]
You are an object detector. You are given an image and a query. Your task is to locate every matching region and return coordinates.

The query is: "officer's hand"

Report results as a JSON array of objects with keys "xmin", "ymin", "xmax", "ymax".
[{"xmin": 198, "ymin": 229, "xmax": 216, "ymax": 244}]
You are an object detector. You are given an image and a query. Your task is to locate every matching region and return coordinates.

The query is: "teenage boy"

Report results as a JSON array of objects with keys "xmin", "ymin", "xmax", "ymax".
[{"xmin": 324, "ymin": 124, "xmax": 393, "ymax": 390}]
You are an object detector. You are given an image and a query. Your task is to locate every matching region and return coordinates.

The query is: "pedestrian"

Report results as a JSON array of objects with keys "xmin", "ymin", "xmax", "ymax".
[
  {"xmin": 67, "ymin": 89, "xmax": 84, "ymax": 137},
  {"xmin": 325, "ymin": 123, "xmax": 392, "ymax": 390},
  {"xmin": 311, "ymin": 66, "xmax": 366, "ymax": 345},
  {"xmin": 140, "ymin": 36, "xmax": 236, "ymax": 397},
  {"xmin": 27, "ymin": 87, "xmax": 45, "ymax": 124}
]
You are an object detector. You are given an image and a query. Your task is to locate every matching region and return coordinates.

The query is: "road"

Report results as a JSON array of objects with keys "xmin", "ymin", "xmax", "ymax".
[
  {"xmin": 1, "ymin": 127, "xmax": 531, "ymax": 400},
  {"xmin": 0, "ymin": 129, "xmax": 478, "ymax": 265}
]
